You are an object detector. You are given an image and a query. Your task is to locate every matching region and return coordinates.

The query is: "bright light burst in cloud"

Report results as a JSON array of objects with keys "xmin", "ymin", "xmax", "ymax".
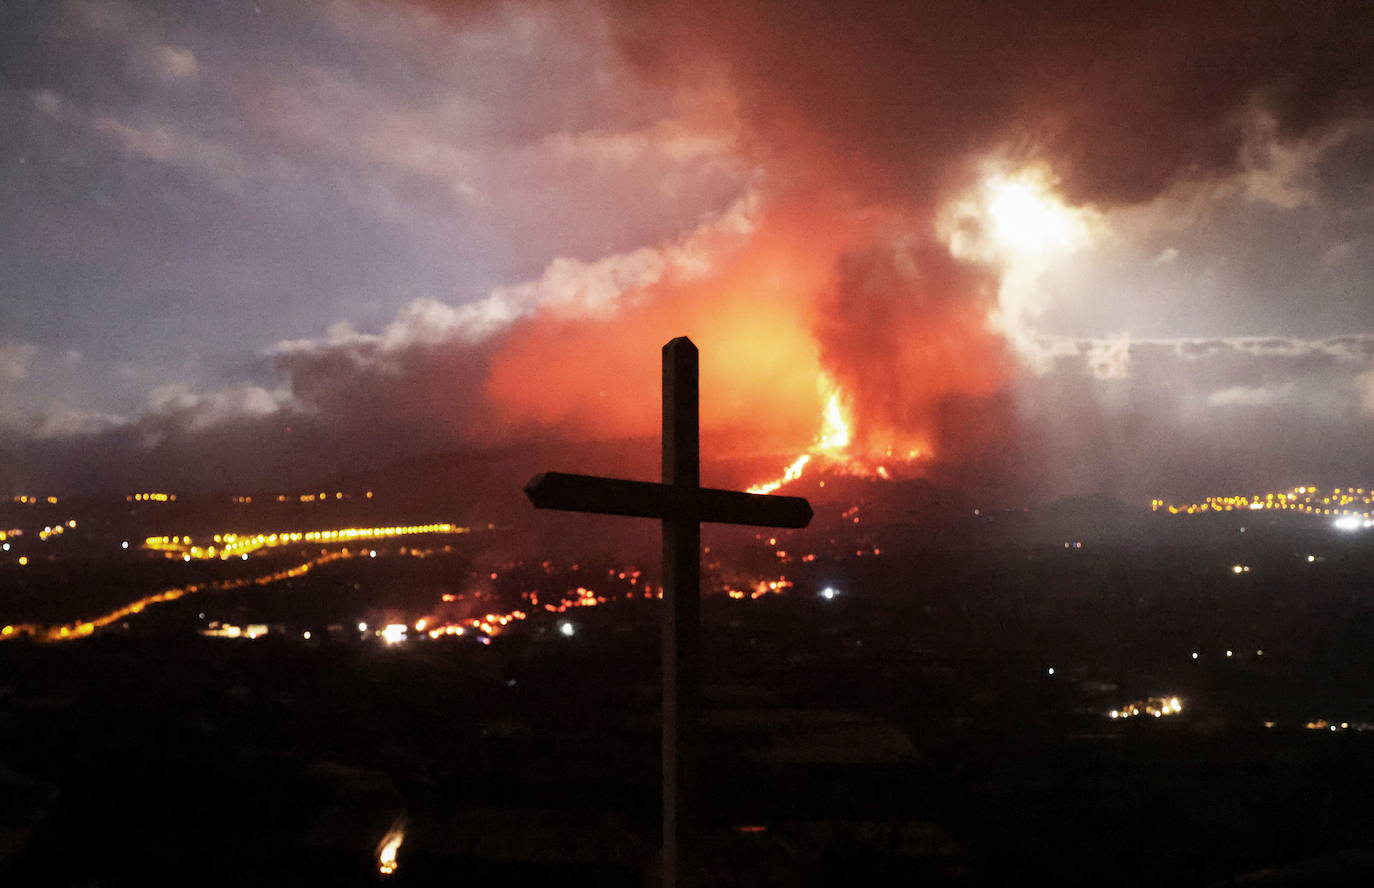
[
  {"xmin": 944, "ymin": 166, "xmax": 1099, "ymax": 264},
  {"xmin": 984, "ymin": 172, "xmax": 1094, "ymax": 257},
  {"xmin": 941, "ymin": 166, "xmax": 1103, "ymax": 371}
]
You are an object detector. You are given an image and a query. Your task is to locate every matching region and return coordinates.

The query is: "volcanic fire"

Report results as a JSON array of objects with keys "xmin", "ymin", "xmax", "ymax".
[
  {"xmin": 747, "ymin": 379, "xmax": 846, "ymax": 494},
  {"xmin": 747, "ymin": 374, "xmax": 927, "ymax": 494},
  {"xmin": 738, "ymin": 168, "xmax": 1105, "ymax": 496}
]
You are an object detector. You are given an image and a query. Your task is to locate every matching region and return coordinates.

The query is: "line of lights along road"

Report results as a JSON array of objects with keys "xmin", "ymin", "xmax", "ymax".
[{"xmin": 1153, "ymin": 485, "xmax": 1374, "ymax": 531}]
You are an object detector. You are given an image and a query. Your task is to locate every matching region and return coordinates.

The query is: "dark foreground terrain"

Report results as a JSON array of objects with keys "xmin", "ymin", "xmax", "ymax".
[{"xmin": 5, "ymin": 489, "xmax": 1374, "ymax": 885}]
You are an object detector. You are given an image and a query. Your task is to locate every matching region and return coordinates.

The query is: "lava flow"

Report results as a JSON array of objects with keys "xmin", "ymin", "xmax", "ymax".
[{"xmin": 747, "ymin": 375, "xmax": 926, "ymax": 494}]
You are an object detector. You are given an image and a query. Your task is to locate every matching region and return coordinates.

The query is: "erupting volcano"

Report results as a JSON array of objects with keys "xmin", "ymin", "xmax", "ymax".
[
  {"xmin": 746, "ymin": 377, "xmax": 927, "ymax": 495},
  {"xmin": 9, "ymin": 0, "xmax": 1373, "ymax": 507},
  {"xmin": 745, "ymin": 168, "xmax": 1096, "ymax": 495},
  {"xmin": 479, "ymin": 164, "xmax": 1099, "ymax": 500}
]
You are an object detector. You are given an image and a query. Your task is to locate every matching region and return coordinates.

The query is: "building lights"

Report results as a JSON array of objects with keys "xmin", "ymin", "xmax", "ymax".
[
  {"xmin": 1154, "ymin": 486, "xmax": 1374, "ymax": 526},
  {"xmin": 1109, "ymin": 696, "xmax": 1182, "ymax": 720},
  {"xmin": 143, "ymin": 522, "xmax": 468, "ymax": 560}
]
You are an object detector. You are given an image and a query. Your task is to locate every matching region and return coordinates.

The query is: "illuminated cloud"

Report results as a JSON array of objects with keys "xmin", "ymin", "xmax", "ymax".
[
  {"xmin": 1207, "ymin": 385, "xmax": 1292, "ymax": 407},
  {"xmin": 93, "ymin": 115, "xmax": 250, "ymax": 190},
  {"xmin": 29, "ymin": 406, "xmax": 128, "ymax": 440},
  {"xmin": 138, "ymin": 43, "xmax": 198, "ymax": 81},
  {"xmin": 1362, "ymin": 370, "xmax": 1374, "ymax": 417},
  {"xmin": 274, "ymin": 191, "xmax": 756, "ymax": 362},
  {"xmin": 0, "ymin": 344, "xmax": 37, "ymax": 384},
  {"xmin": 145, "ymin": 383, "xmax": 291, "ymax": 431},
  {"xmin": 1085, "ymin": 340, "xmax": 1132, "ymax": 381}
]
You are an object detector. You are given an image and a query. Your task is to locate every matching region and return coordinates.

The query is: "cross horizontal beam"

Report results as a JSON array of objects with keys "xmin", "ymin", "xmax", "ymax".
[{"xmin": 524, "ymin": 471, "xmax": 813, "ymax": 529}]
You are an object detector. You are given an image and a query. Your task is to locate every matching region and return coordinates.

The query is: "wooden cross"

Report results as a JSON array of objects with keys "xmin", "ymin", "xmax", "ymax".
[{"xmin": 524, "ymin": 336, "xmax": 812, "ymax": 887}]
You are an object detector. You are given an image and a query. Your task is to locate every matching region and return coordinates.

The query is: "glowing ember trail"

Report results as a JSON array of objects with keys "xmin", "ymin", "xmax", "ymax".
[
  {"xmin": 377, "ymin": 819, "xmax": 406, "ymax": 877},
  {"xmin": 0, "ymin": 550, "xmax": 353, "ymax": 643}
]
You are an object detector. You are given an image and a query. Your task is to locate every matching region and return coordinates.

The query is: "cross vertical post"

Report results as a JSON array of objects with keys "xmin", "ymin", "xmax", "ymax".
[
  {"xmin": 661, "ymin": 336, "xmax": 699, "ymax": 888},
  {"xmin": 522, "ymin": 336, "xmax": 812, "ymax": 888}
]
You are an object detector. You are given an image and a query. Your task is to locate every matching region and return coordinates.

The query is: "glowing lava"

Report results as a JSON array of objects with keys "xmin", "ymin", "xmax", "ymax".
[
  {"xmin": 747, "ymin": 375, "xmax": 924, "ymax": 494},
  {"xmin": 377, "ymin": 820, "xmax": 406, "ymax": 877}
]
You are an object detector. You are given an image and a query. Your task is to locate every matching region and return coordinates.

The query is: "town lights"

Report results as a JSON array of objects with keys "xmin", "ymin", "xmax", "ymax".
[{"xmin": 1109, "ymin": 696, "xmax": 1183, "ymax": 720}]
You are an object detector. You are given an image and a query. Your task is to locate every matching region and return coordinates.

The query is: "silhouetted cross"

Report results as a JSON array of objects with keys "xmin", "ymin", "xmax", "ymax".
[{"xmin": 524, "ymin": 336, "xmax": 812, "ymax": 888}]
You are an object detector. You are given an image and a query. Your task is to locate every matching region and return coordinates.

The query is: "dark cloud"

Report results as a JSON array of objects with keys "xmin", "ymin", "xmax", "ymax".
[{"xmin": 605, "ymin": 0, "xmax": 1374, "ymax": 207}]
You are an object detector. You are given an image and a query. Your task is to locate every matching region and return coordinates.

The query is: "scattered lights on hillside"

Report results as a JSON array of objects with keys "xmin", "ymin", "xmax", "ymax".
[
  {"xmin": 1301, "ymin": 719, "xmax": 1374, "ymax": 732},
  {"xmin": 37, "ymin": 520, "xmax": 76, "ymax": 542},
  {"xmin": 10, "ymin": 495, "xmax": 58, "ymax": 505},
  {"xmin": 127, "ymin": 492, "xmax": 176, "ymax": 503},
  {"xmin": 725, "ymin": 578, "xmax": 793, "ymax": 600},
  {"xmin": 267, "ymin": 489, "xmax": 372, "ymax": 503},
  {"xmin": 201, "ymin": 622, "xmax": 269, "ymax": 639},
  {"xmin": 1109, "ymin": 697, "xmax": 1183, "ymax": 720}
]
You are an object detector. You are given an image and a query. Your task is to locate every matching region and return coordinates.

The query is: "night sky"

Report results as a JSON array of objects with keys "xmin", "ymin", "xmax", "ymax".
[{"xmin": 2, "ymin": 0, "xmax": 1373, "ymax": 498}]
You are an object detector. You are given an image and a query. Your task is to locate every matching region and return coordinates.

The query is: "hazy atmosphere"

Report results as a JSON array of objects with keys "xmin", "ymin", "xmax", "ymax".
[{"xmin": 4, "ymin": 0, "xmax": 1373, "ymax": 499}]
